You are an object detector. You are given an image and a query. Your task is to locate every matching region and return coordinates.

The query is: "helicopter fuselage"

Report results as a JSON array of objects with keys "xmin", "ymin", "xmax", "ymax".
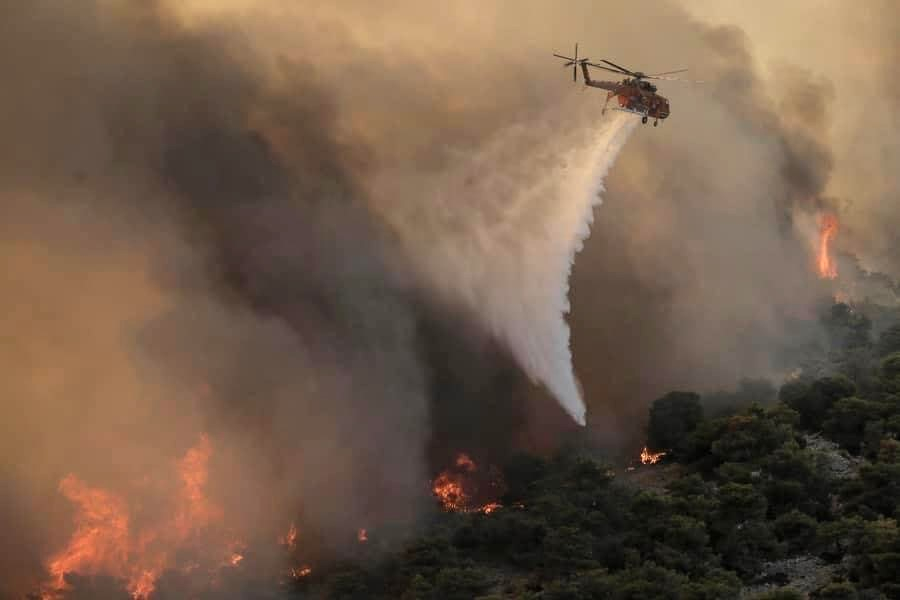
[
  {"xmin": 616, "ymin": 80, "xmax": 670, "ymax": 119},
  {"xmin": 576, "ymin": 61, "xmax": 670, "ymax": 123},
  {"xmin": 588, "ymin": 79, "xmax": 670, "ymax": 121}
]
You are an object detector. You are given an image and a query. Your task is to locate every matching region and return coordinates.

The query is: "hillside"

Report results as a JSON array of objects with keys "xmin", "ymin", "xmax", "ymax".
[{"xmin": 281, "ymin": 301, "xmax": 900, "ymax": 600}]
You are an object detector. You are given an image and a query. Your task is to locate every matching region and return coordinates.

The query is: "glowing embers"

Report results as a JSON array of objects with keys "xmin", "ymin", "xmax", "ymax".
[
  {"xmin": 41, "ymin": 435, "xmax": 242, "ymax": 600},
  {"xmin": 279, "ymin": 522, "xmax": 298, "ymax": 551},
  {"xmin": 431, "ymin": 453, "xmax": 506, "ymax": 514},
  {"xmin": 479, "ymin": 502, "xmax": 502, "ymax": 515},
  {"xmin": 432, "ymin": 471, "xmax": 468, "ymax": 512},
  {"xmin": 640, "ymin": 446, "xmax": 666, "ymax": 465},
  {"xmin": 291, "ymin": 565, "xmax": 312, "ymax": 579},
  {"xmin": 817, "ymin": 213, "xmax": 839, "ymax": 280}
]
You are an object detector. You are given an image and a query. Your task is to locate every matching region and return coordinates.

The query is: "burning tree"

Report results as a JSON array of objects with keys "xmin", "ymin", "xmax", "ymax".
[
  {"xmin": 431, "ymin": 453, "xmax": 506, "ymax": 514},
  {"xmin": 647, "ymin": 392, "xmax": 703, "ymax": 459}
]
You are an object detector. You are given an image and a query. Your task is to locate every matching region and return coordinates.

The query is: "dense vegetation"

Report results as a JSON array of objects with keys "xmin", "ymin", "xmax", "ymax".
[{"xmin": 297, "ymin": 302, "xmax": 900, "ymax": 599}]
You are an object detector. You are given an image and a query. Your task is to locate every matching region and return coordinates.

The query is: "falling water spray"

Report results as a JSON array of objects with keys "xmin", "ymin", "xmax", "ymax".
[{"xmin": 376, "ymin": 107, "xmax": 638, "ymax": 425}]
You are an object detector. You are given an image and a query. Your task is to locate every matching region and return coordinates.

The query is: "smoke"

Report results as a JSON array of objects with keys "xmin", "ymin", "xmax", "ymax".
[
  {"xmin": 683, "ymin": 1, "xmax": 900, "ymax": 280},
  {"xmin": 0, "ymin": 2, "xmax": 434, "ymax": 596}
]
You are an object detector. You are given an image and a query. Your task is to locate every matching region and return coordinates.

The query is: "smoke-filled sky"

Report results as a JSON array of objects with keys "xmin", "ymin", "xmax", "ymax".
[{"xmin": 1, "ymin": 0, "xmax": 898, "ymax": 596}]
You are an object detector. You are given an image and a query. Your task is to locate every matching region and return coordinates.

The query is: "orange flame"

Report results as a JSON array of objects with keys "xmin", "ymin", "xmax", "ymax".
[
  {"xmin": 817, "ymin": 214, "xmax": 839, "ymax": 279},
  {"xmin": 432, "ymin": 453, "xmax": 506, "ymax": 514},
  {"xmin": 279, "ymin": 522, "xmax": 298, "ymax": 550},
  {"xmin": 292, "ymin": 565, "xmax": 312, "ymax": 579},
  {"xmin": 480, "ymin": 502, "xmax": 502, "ymax": 514},
  {"xmin": 41, "ymin": 435, "xmax": 240, "ymax": 599},
  {"xmin": 44, "ymin": 475, "xmax": 131, "ymax": 596},
  {"xmin": 432, "ymin": 472, "xmax": 467, "ymax": 511},
  {"xmin": 455, "ymin": 453, "xmax": 476, "ymax": 471},
  {"xmin": 640, "ymin": 446, "xmax": 666, "ymax": 465}
]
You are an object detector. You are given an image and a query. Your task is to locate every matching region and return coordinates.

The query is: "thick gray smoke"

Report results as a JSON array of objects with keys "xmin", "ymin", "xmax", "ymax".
[{"xmin": 0, "ymin": 3, "xmax": 434, "ymax": 596}]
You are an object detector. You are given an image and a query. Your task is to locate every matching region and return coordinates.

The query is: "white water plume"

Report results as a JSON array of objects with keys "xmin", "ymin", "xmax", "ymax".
[{"xmin": 374, "ymin": 105, "xmax": 638, "ymax": 426}]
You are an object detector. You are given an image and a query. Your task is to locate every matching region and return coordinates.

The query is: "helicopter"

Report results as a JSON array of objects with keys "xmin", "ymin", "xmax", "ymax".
[{"xmin": 553, "ymin": 44, "xmax": 702, "ymax": 126}]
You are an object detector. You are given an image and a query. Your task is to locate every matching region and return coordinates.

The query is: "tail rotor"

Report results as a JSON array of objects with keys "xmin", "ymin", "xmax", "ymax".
[{"xmin": 553, "ymin": 43, "xmax": 589, "ymax": 82}]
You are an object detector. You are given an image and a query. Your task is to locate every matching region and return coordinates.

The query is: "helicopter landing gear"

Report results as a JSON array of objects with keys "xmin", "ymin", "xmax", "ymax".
[{"xmin": 641, "ymin": 115, "xmax": 648, "ymax": 124}]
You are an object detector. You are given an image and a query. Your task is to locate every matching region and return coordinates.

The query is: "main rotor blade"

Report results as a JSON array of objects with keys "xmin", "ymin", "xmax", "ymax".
[
  {"xmin": 586, "ymin": 62, "xmax": 630, "ymax": 76},
  {"xmin": 648, "ymin": 68, "xmax": 688, "ymax": 76},
  {"xmin": 573, "ymin": 64, "xmax": 577, "ymax": 81},
  {"xmin": 553, "ymin": 53, "xmax": 575, "ymax": 61},
  {"xmin": 646, "ymin": 75, "xmax": 705, "ymax": 83},
  {"xmin": 600, "ymin": 59, "xmax": 635, "ymax": 75}
]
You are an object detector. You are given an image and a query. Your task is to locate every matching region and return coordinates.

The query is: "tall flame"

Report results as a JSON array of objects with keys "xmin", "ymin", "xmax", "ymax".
[
  {"xmin": 41, "ymin": 434, "xmax": 239, "ymax": 600},
  {"xmin": 45, "ymin": 476, "xmax": 132, "ymax": 596},
  {"xmin": 817, "ymin": 213, "xmax": 839, "ymax": 280}
]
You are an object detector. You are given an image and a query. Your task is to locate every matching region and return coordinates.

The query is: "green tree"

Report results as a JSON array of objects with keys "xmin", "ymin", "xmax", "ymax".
[
  {"xmin": 773, "ymin": 510, "xmax": 818, "ymax": 553},
  {"xmin": 761, "ymin": 443, "xmax": 831, "ymax": 518},
  {"xmin": 680, "ymin": 569, "xmax": 741, "ymax": 600},
  {"xmin": 877, "ymin": 324, "xmax": 900, "ymax": 358},
  {"xmin": 579, "ymin": 564, "xmax": 688, "ymax": 600},
  {"xmin": 878, "ymin": 438, "xmax": 900, "ymax": 464},
  {"xmin": 500, "ymin": 453, "xmax": 548, "ymax": 503},
  {"xmin": 711, "ymin": 409, "xmax": 795, "ymax": 465},
  {"xmin": 711, "ymin": 483, "xmax": 768, "ymax": 530},
  {"xmin": 814, "ymin": 581, "xmax": 858, "ymax": 599},
  {"xmin": 823, "ymin": 397, "xmax": 888, "ymax": 453},
  {"xmin": 648, "ymin": 391, "xmax": 704, "ymax": 456},
  {"xmin": 541, "ymin": 526, "xmax": 598, "ymax": 576},
  {"xmin": 716, "ymin": 520, "xmax": 781, "ymax": 576},
  {"xmin": 848, "ymin": 518, "xmax": 900, "ymax": 591},
  {"xmin": 401, "ymin": 574, "xmax": 433, "ymax": 600},
  {"xmin": 750, "ymin": 591, "xmax": 805, "ymax": 600},
  {"xmin": 816, "ymin": 517, "xmax": 865, "ymax": 561},
  {"xmin": 431, "ymin": 567, "xmax": 493, "ymax": 600},
  {"xmin": 881, "ymin": 352, "xmax": 900, "ymax": 393},
  {"xmin": 847, "ymin": 462, "xmax": 900, "ymax": 518},
  {"xmin": 781, "ymin": 375, "xmax": 857, "ymax": 431},
  {"xmin": 822, "ymin": 302, "xmax": 872, "ymax": 353}
]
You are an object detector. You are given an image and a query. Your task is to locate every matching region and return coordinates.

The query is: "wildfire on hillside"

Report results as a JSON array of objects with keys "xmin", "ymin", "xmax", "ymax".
[
  {"xmin": 817, "ymin": 213, "xmax": 839, "ymax": 280},
  {"xmin": 640, "ymin": 446, "xmax": 666, "ymax": 465},
  {"xmin": 431, "ymin": 453, "xmax": 506, "ymax": 514}
]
